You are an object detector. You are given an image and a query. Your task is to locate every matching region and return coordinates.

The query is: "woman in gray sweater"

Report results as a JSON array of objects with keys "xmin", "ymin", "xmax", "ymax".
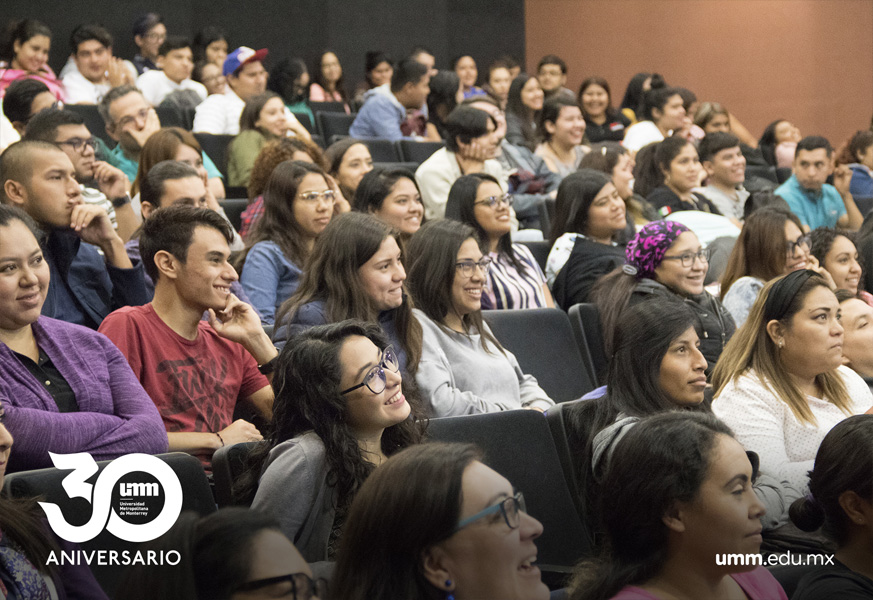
[{"xmin": 406, "ymin": 220, "xmax": 553, "ymax": 417}]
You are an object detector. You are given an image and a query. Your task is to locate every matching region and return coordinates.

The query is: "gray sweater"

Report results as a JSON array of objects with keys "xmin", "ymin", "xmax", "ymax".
[
  {"xmin": 251, "ymin": 432, "xmax": 335, "ymax": 562},
  {"xmin": 413, "ymin": 309, "xmax": 554, "ymax": 417}
]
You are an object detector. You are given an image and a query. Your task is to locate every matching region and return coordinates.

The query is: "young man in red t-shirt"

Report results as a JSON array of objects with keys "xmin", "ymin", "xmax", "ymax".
[{"xmin": 100, "ymin": 204, "xmax": 276, "ymax": 467}]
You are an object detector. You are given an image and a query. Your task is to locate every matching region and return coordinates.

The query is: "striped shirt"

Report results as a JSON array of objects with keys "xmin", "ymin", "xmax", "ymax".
[
  {"xmin": 80, "ymin": 184, "xmax": 117, "ymax": 229},
  {"xmin": 482, "ymin": 244, "xmax": 548, "ymax": 310}
]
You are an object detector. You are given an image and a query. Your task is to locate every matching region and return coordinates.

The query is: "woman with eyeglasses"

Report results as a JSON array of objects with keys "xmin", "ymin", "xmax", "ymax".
[
  {"xmin": 546, "ymin": 169, "xmax": 627, "ymax": 309},
  {"xmin": 446, "ymin": 173, "xmax": 553, "ymax": 310},
  {"xmin": 591, "ymin": 220, "xmax": 735, "ymax": 373},
  {"xmin": 241, "ymin": 320, "xmax": 423, "ymax": 563},
  {"xmin": 332, "ymin": 442, "xmax": 550, "ymax": 600},
  {"xmin": 115, "ymin": 507, "xmax": 325, "ymax": 600},
  {"xmin": 273, "ymin": 212, "xmax": 422, "ymax": 378},
  {"xmin": 568, "ymin": 412, "xmax": 787, "ymax": 600},
  {"xmin": 720, "ymin": 207, "xmax": 830, "ymax": 327},
  {"xmin": 407, "ymin": 220, "xmax": 553, "ymax": 416},
  {"xmin": 712, "ymin": 270, "xmax": 873, "ymax": 496},
  {"xmin": 237, "ymin": 161, "xmax": 335, "ymax": 325}
]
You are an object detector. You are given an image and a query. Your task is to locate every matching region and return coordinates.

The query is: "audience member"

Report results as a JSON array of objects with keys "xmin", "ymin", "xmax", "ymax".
[
  {"xmin": 577, "ymin": 76, "xmax": 630, "ymax": 143},
  {"xmin": 99, "ymin": 205, "xmax": 275, "ymax": 468},
  {"xmin": 837, "ymin": 129, "xmax": 873, "ymax": 212},
  {"xmin": 309, "ymin": 50, "xmax": 350, "ymax": 111},
  {"xmin": 675, "ymin": 87, "xmax": 705, "ymax": 143},
  {"xmin": 228, "ymin": 91, "xmax": 290, "ymax": 187},
  {"xmin": 136, "ymin": 36, "xmax": 206, "ymax": 108},
  {"xmin": 775, "ymin": 136, "xmax": 863, "ymax": 230},
  {"xmin": 130, "ymin": 13, "xmax": 166, "ymax": 75},
  {"xmin": 809, "ymin": 227, "xmax": 868, "ymax": 301},
  {"xmin": 416, "ymin": 105, "xmax": 504, "ymax": 220},
  {"xmin": 353, "ymin": 167, "xmax": 424, "ymax": 238},
  {"xmin": 446, "ymin": 173, "xmax": 553, "ymax": 309},
  {"xmin": 24, "ymin": 108, "xmax": 139, "ymax": 242},
  {"xmin": 332, "ymin": 442, "xmax": 550, "ymax": 600},
  {"xmin": 636, "ymin": 136, "xmax": 720, "ymax": 214},
  {"xmin": 349, "ymin": 58, "xmax": 431, "ymax": 140},
  {"xmin": 695, "ymin": 132, "xmax": 749, "ymax": 221},
  {"xmin": 0, "ymin": 405, "xmax": 111, "ymax": 597},
  {"xmin": 192, "ymin": 60, "xmax": 226, "ymax": 96},
  {"xmin": 622, "ymin": 86, "xmax": 686, "ymax": 153},
  {"xmin": 617, "ymin": 71, "xmax": 653, "ymax": 124},
  {"xmin": 591, "ymin": 220, "xmax": 735, "ymax": 368},
  {"xmin": 353, "ymin": 50, "xmax": 393, "ymax": 106},
  {"xmin": 425, "ymin": 70, "xmax": 462, "ymax": 141},
  {"xmin": 407, "ymin": 219, "xmax": 554, "ymax": 416},
  {"xmin": 273, "ymin": 213, "xmax": 422, "ymax": 376},
  {"xmin": 505, "ymin": 74, "xmax": 543, "ymax": 150},
  {"xmin": 536, "ymin": 54, "xmax": 574, "ymax": 102},
  {"xmin": 453, "ymin": 55, "xmax": 485, "ymax": 99},
  {"xmin": 712, "ymin": 269, "xmax": 873, "ymax": 493},
  {"xmin": 0, "ymin": 19, "xmax": 64, "ymax": 100},
  {"xmin": 238, "ymin": 161, "xmax": 334, "ymax": 325},
  {"xmin": 834, "ymin": 290, "xmax": 873, "ymax": 380},
  {"xmin": 0, "ymin": 204, "xmax": 166, "ymax": 472},
  {"xmin": 267, "ymin": 57, "xmax": 313, "ymax": 122},
  {"xmin": 720, "ymin": 207, "xmax": 813, "ymax": 326},
  {"xmin": 759, "ymin": 118, "xmax": 801, "ymax": 168},
  {"xmin": 535, "ymin": 96, "xmax": 589, "ymax": 178},
  {"xmin": 694, "ymin": 101, "xmax": 767, "ymax": 167},
  {"xmin": 115, "ymin": 507, "xmax": 324, "ymax": 600},
  {"xmin": 1, "ymin": 140, "xmax": 148, "ymax": 327},
  {"xmin": 63, "ymin": 23, "xmax": 136, "ymax": 105},
  {"xmin": 409, "ymin": 45, "xmax": 437, "ymax": 75},
  {"xmin": 547, "ymin": 169, "xmax": 627, "ymax": 306},
  {"xmin": 567, "ymin": 412, "xmax": 786, "ymax": 600},
  {"xmin": 790, "ymin": 415, "xmax": 873, "ymax": 599},
  {"xmin": 248, "ymin": 320, "xmax": 423, "ymax": 561},
  {"xmin": 324, "ymin": 137, "xmax": 374, "ymax": 201},
  {"xmin": 191, "ymin": 26, "xmax": 228, "ymax": 67},
  {"xmin": 484, "ymin": 59, "xmax": 512, "ymax": 108},
  {"xmin": 2, "ymin": 78, "xmax": 56, "ymax": 136}
]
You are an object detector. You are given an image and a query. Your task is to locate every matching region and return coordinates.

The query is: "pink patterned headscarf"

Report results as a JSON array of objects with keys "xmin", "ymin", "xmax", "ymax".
[{"xmin": 624, "ymin": 220, "xmax": 691, "ymax": 279}]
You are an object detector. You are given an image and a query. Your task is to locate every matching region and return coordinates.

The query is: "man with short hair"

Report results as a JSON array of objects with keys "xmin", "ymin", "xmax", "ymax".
[
  {"xmin": 409, "ymin": 45, "xmax": 437, "ymax": 77},
  {"xmin": 24, "ymin": 108, "xmax": 139, "ymax": 241},
  {"xmin": 63, "ymin": 23, "xmax": 136, "ymax": 105},
  {"xmin": 0, "ymin": 141, "xmax": 148, "ymax": 328},
  {"xmin": 775, "ymin": 136, "xmax": 863, "ymax": 230},
  {"xmin": 536, "ymin": 55, "xmax": 574, "ymax": 102},
  {"xmin": 350, "ymin": 59, "xmax": 431, "ymax": 141},
  {"xmin": 136, "ymin": 36, "xmax": 206, "ymax": 107},
  {"xmin": 99, "ymin": 204, "xmax": 275, "ymax": 468},
  {"xmin": 131, "ymin": 13, "xmax": 166, "ymax": 74},
  {"xmin": 695, "ymin": 132, "xmax": 750, "ymax": 222}
]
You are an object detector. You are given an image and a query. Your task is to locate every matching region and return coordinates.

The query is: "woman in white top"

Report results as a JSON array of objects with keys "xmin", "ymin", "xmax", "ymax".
[
  {"xmin": 622, "ymin": 86, "xmax": 686, "ymax": 153},
  {"xmin": 712, "ymin": 269, "xmax": 873, "ymax": 494}
]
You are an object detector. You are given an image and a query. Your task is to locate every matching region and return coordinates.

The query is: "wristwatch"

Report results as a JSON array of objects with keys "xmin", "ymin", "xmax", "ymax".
[
  {"xmin": 257, "ymin": 353, "xmax": 279, "ymax": 375},
  {"xmin": 112, "ymin": 194, "xmax": 131, "ymax": 208}
]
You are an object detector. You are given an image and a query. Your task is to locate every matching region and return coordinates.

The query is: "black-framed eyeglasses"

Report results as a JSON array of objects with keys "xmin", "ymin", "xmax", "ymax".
[
  {"xmin": 474, "ymin": 193, "xmax": 513, "ymax": 209},
  {"xmin": 233, "ymin": 572, "xmax": 327, "ymax": 599},
  {"xmin": 455, "ymin": 492, "xmax": 526, "ymax": 532},
  {"xmin": 455, "ymin": 257, "xmax": 492, "ymax": 278},
  {"xmin": 786, "ymin": 233, "xmax": 811, "ymax": 256},
  {"xmin": 56, "ymin": 137, "xmax": 97, "ymax": 154},
  {"xmin": 661, "ymin": 248, "xmax": 711, "ymax": 268},
  {"xmin": 340, "ymin": 345, "xmax": 399, "ymax": 395}
]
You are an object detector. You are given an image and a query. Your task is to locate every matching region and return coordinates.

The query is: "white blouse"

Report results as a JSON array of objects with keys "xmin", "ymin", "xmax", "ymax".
[{"xmin": 713, "ymin": 365, "xmax": 872, "ymax": 492}]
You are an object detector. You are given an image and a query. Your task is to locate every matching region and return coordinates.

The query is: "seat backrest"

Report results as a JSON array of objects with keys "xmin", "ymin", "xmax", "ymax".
[
  {"xmin": 295, "ymin": 112, "xmax": 314, "ymax": 133},
  {"xmin": 372, "ymin": 161, "xmax": 419, "ymax": 173},
  {"xmin": 194, "ymin": 133, "xmax": 234, "ymax": 180},
  {"xmin": 65, "ymin": 104, "xmax": 113, "ymax": 145},
  {"xmin": 544, "ymin": 401, "xmax": 584, "ymax": 516},
  {"xmin": 427, "ymin": 410, "xmax": 593, "ymax": 573},
  {"xmin": 310, "ymin": 133, "xmax": 326, "ymax": 149},
  {"xmin": 567, "ymin": 303, "xmax": 608, "ymax": 386},
  {"xmin": 744, "ymin": 165, "xmax": 778, "ymax": 184},
  {"xmin": 775, "ymin": 166, "xmax": 793, "ymax": 183},
  {"xmin": 308, "ymin": 100, "xmax": 347, "ymax": 114},
  {"xmin": 3, "ymin": 453, "xmax": 215, "ymax": 597},
  {"xmin": 212, "ymin": 441, "xmax": 261, "ymax": 507},
  {"xmin": 362, "ymin": 139, "xmax": 400, "ymax": 162},
  {"xmin": 397, "ymin": 140, "xmax": 445, "ymax": 164},
  {"xmin": 155, "ymin": 105, "xmax": 194, "ymax": 130},
  {"xmin": 317, "ymin": 112, "xmax": 356, "ymax": 141},
  {"xmin": 483, "ymin": 308, "xmax": 596, "ymax": 402},
  {"xmin": 517, "ymin": 240, "xmax": 551, "ymax": 272},
  {"xmin": 219, "ymin": 198, "xmax": 248, "ymax": 231}
]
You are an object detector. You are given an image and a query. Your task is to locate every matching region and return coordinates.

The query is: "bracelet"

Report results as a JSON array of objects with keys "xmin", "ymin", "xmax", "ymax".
[{"xmin": 216, "ymin": 432, "xmax": 225, "ymax": 447}]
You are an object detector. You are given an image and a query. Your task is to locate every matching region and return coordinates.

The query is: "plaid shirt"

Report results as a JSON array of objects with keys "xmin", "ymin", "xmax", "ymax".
[{"xmin": 239, "ymin": 196, "xmax": 264, "ymax": 239}]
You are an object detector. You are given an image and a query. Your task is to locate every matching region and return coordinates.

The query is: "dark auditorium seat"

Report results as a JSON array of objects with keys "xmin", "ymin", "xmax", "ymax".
[
  {"xmin": 372, "ymin": 161, "xmax": 419, "ymax": 173},
  {"xmin": 310, "ymin": 133, "xmax": 326, "ymax": 148},
  {"xmin": 212, "ymin": 441, "xmax": 260, "ymax": 508},
  {"xmin": 194, "ymin": 133, "xmax": 234, "ymax": 181},
  {"xmin": 775, "ymin": 166, "xmax": 793, "ymax": 184},
  {"xmin": 427, "ymin": 410, "xmax": 593, "ymax": 587},
  {"xmin": 3, "ymin": 453, "xmax": 215, "ymax": 597},
  {"xmin": 397, "ymin": 140, "xmax": 445, "ymax": 164},
  {"xmin": 317, "ymin": 112, "xmax": 356, "ymax": 141},
  {"xmin": 308, "ymin": 100, "xmax": 347, "ymax": 114},
  {"xmin": 362, "ymin": 139, "xmax": 400, "ymax": 162},
  {"xmin": 65, "ymin": 104, "xmax": 113, "ymax": 145},
  {"xmin": 482, "ymin": 308, "xmax": 597, "ymax": 402},
  {"xmin": 220, "ymin": 198, "xmax": 248, "ymax": 231},
  {"xmin": 744, "ymin": 165, "xmax": 778, "ymax": 184},
  {"xmin": 544, "ymin": 400, "xmax": 585, "ymax": 516},
  {"xmin": 155, "ymin": 105, "xmax": 195, "ymax": 130},
  {"xmin": 295, "ymin": 112, "xmax": 314, "ymax": 133},
  {"xmin": 518, "ymin": 240, "xmax": 551, "ymax": 273},
  {"xmin": 567, "ymin": 303, "xmax": 607, "ymax": 386}
]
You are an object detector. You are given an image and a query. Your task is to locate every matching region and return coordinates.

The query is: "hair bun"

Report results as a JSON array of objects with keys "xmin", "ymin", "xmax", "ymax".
[{"xmin": 789, "ymin": 494, "xmax": 826, "ymax": 532}]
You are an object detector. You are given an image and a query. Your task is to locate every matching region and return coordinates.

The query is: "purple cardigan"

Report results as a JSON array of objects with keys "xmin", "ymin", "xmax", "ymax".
[{"xmin": 0, "ymin": 317, "xmax": 168, "ymax": 472}]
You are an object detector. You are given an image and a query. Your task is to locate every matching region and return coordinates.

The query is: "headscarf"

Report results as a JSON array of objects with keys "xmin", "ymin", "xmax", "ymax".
[{"xmin": 624, "ymin": 220, "xmax": 691, "ymax": 280}]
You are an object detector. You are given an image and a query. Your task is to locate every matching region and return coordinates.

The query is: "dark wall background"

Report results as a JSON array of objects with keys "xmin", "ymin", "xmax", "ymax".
[{"xmin": 5, "ymin": 0, "xmax": 525, "ymax": 91}]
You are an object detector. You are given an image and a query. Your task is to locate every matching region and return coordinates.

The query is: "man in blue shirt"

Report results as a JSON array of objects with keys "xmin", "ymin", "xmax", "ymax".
[
  {"xmin": 775, "ymin": 136, "xmax": 862, "ymax": 231},
  {"xmin": 349, "ymin": 59, "xmax": 430, "ymax": 141}
]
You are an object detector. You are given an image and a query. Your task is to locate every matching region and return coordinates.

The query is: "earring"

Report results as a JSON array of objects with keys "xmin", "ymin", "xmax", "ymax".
[
  {"xmin": 778, "ymin": 340, "xmax": 784, "ymax": 348},
  {"xmin": 445, "ymin": 579, "xmax": 455, "ymax": 600}
]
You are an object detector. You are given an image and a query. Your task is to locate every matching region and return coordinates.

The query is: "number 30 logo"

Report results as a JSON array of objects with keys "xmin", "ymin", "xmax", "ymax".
[{"xmin": 39, "ymin": 453, "xmax": 184, "ymax": 544}]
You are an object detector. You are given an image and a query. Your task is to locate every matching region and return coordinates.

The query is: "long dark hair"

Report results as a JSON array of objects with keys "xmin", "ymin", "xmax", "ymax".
[
  {"xmin": 276, "ymin": 212, "xmax": 423, "ymax": 374},
  {"xmin": 427, "ymin": 70, "xmax": 461, "ymax": 133},
  {"xmin": 332, "ymin": 443, "xmax": 481, "ymax": 600},
  {"xmin": 578, "ymin": 76, "xmax": 617, "ymax": 122},
  {"xmin": 238, "ymin": 91, "xmax": 283, "ymax": 134},
  {"xmin": 312, "ymin": 50, "xmax": 348, "ymax": 102},
  {"xmin": 550, "ymin": 169, "xmax": 613, "ymax": 245},
  {"xmin": 238, "ymin": 320, "xmax": 424, "ymax": 505},
  {"xmin": 1, "ymin": 19, "xmax": 51, "ymax": 64},
  {"xmin": 632, "ymin": 136, "xmax": 691, "ymax": 198},
  {"xmin": 268, "ymin": 58, "xmax": 309, "ymax": 105},
  {"xmin": 758, "ymin": 119, "xmax": 788, "ymax": 167},
  {"xmin": 353, "ymin": 167, "xmax": 419, "ymax": 214},
  {"xmin": 506, "ymin": 73, "xmax": 539, "ymax": 151},
  {"xmin": 445, "ymin": 173, "xmax": 527, "ymax": 275},
  {"xmin": 406, "ymin": 219, "xmax": 503, "ymax": 353},
  {"xmin": 790, "ymin": 414, "xmax": 873, "ymax": 546},
  {"xmin": 568, "ymin": 412, "xmax": 735, "ymax": 600},
  {"xmin": 618, "ymin": 72, "xmax": 651, "ymax": 116},
  {"xmin": 236, "ymin": 160, "xmax": 327, "ymax": 270}
]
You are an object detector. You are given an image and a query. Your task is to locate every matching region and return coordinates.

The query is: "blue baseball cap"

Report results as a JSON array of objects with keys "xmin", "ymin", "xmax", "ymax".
[{"xmin": 223, "ymin": 46, "xmax": 269, "ymax": 77}]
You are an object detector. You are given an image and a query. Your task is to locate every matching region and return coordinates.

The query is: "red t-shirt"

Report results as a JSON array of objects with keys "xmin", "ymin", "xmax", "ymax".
[{"xmin": 99, "ymin": 304, "xmax": 269, "ymax": 459}]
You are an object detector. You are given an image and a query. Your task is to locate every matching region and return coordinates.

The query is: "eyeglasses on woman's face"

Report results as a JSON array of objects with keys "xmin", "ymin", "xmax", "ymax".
[
  {"xmin": 297, "ymin": 189, "xmax": 337, "ymax": 205},
  {"xmin": 661, "ymin": 247, "xmax": 711, "ymax": 268},
  {"xmin": 455, "ymin": 492, "xmax": 526, "ymax": 532},
  {"xmin": 474, "ymin": 193, "xmax": 513, "ymax": 209},
  {"xmin": 340, "ymin": 345, "xmax": 399, "ymax": 395},
  {"xmin": 786, "ymin": 233, "xmax": 811, "ymax": 257},
  {"xmin": 455, "ymin": 257, "xmax": 492, "ymax": 278},
  {"xmin": 233, "ymin": 572, "xmax": 328, "ymax": 599}
]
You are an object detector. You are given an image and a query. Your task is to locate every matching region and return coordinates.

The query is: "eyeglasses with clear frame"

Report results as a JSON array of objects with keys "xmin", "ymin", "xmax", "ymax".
[
  {"xmin": 455, "ymin": 492, "xmax": 526, "ymax": 532},
  {"xmin": 660, "ymin": 248, "xmax": 711, "ymax": 268},
  {"xmin": 340, "ymin": 345, "xmax": 399, "ymax": 395},
  {"xmin": 455, "ymin": 257, "xmax": 492, "ymax": 278},
  {"xmin": 474, "ymin": 193, "xmax": 513, "ymax": 209},
  {"xmin": 232, "ymin": 572, "xmax": 328, "ymax": 600},
  {"xmin": 297, "ymin": 190, "xmax": 337, "ymax": 205}
]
